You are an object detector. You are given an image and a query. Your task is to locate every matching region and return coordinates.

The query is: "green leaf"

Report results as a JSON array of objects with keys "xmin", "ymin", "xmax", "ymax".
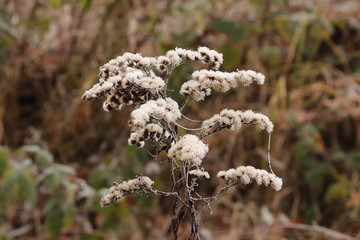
[
  {"xmin": 260, "ymin": 46, "xmax": 282, "ymax": 68},
  {"xmin": 303, "ymin": 205, "xmax": 316, "ymax": 222},
  {"xmin": 46, "ymin": 208, "xmax": 64, "ymax": 237},
  {"xmin": 0, "ymin": 172, "xmax": 17, "ymax": 203},
  {"xmin": 49, "ymin": 0, "xmax": 61, "ymax": 7},
  {"xmin": 347, "ymin": 152, "xmax": 360, "ymax": 170},
  {"xmin": 250, "ymin": 0, "xmax": 262, "ymax": 5},
  {"xmin": 41, "ymin": 174, "xmax": 57, "ymax": 191},
  {"xmin": 213, "ymin": 19, "xmax": 236, "ymax": 33},
  {"xmin": 325, "ymin": 176, "xmax": 351, "ymax": 203},
  {"xmin": 293, "ymin": 140, "xmax": 315, "ymax": 161},
  {"xmin": 212, "ymin": 19, "xmax": 248, "ymax": 43},
  {"xmin": 300, "ymin": 156, "xmax": 317, "ymax": 168},
  {"xmin": 305, "ymin": 162, "xmax": 330, "ymax": 187},
  {"xmin": 117, "ymin": 201, "xmax": 130, "ymax": 219},
  {"xmin": 44, "ymin": 198, "xmax": 61, "ymax": 212},
  {"xmin": 309, "ymin": 21, "xmax": 331, "ymax": 41},
  {"xmin": 332, "ymin": 151, "xmax": 347, "ymax": 161},
  {"xmin": 80, "ymin": 0, "xmax": 92, "ymax": 10},
  {"xmin": 89, "ymin": 169, "xmax": 113, "ymax": 189},
  {"xmin": 137, "ymin": 195, "xmax": 153, "ymax": 212},
  {"xmin": 101, "ymin": 205, "xmax": 119, "ymax": 229},
  {"xmin": 19, "ymin": 145, "xmax": 54, "ymax": 167},
  {"xmin": 63, "ymin": 205, "xmax": 76, "ymax": 228},
  {"xmin": 0, "ymin": 146, "xmax": 9, "ymax": 176},
  {"xmin": 123, "ymin": 145, "xmax": 146, "ymax": 178},
  {"xmin": 54, "ymin": 163, "xmax": 75, "ymax": 175},
  {"xmin": 332, "ymin": 150, "xmax": 360, "ymax": 171},
  {"xmin": 233, "ymin": 27, "xmax": 246, "ymax": 42},
  {"xmin": 219, "ymin": 45, "xmax": 241, "ymax": 71},
  {"xmin": 0, "ymin": 167, "xmax": 37, "ymax": 207},
  {"xmin": 35, "ymin": 151, "xmax": 53, "ymax": 167},
  {"xmin": 303, "ymin": 96, "xmax": 319, "ymax": 110},
  {"xmin": 18, "ymin": 173, "xmax": 37, "ymax": 207},
  {"xmin": 300, "ymin": 124, "xmax": 319, "ymax": 138},
  {"xmin": 80, "ymin": 233, "xmax": 102, "ymax": 240}
]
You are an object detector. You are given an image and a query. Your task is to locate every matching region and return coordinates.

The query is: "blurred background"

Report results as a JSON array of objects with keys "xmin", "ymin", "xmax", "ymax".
[{"xmin": 1, "ymin": 0, "xmax": 360, "ymax": 239}]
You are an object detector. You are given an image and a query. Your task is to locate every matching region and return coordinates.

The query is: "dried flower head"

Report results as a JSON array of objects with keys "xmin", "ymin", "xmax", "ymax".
[
  {"xmin": 82, "ymin": 46, "xmax": 282, "ymax": 240},
  {"xmin": 100, "ymin": 176, "xmax": 154, "ymax": 207},
  {"xmin": 217, "ymin": 166, "xmax": 282, "ymax": 191},
  {"xmin": 168, "ymin": 134, "xmax": 209, "ymax": 166},
  {"xmin": 180, "ymin": 69, "xmax": 264, "ymax": 101},
  {"xmin": 189, "ymin": 169, "xmax": 210, "ymax": 179},
  {"xmin": 200, "ymin": 109, "xmax": 274, "ymax": 138}
]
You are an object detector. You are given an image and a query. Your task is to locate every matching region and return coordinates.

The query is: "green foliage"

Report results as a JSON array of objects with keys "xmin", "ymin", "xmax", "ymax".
[
  {"xmin": 19, "ymin": 145, "xmax": 54, "ymax": 167},
  {"xmin": 46, "ymin": 207, "xmax": 64, "ymax": 237},
  {"xmin": 0, "ymin": 146, "xmax": 8, "ymax": 176},
  {"xmin": 81, "ymin": 0, "xmax": 92, "ymax": 10},
  {"xmin": 332, "ymin": 150, "xmax": 360, "ymax": 171},
  {"xmin": 136, "ymin": 195, "xmax": 153, "ymax": 213},
  {"xmin": 219, "ymin": 45, "xmax": 241, "ymax": 71},
  {"xmin": 259, "ymin": 46, "xmax": 282, "ymax": 68},
  {"xmin": 325, "ymin": 175, "xmax": 351, "ymax": 203},
  {"xmin": 213, "ymin": 19, "xmax": 248, "ymax": 43},
  {"xmin": 123, "ymin": 145, "xmax": 147, "ymax": 179},
  {"xmin": 294, "ymin": 124, "xmax": 331, "ymax": 187},
  {"xmin": 89, "ymin": 156, "xmax": 120, "ymax": 189},
  {"xmin": 0, "ymin": 158, "xmax": 37, "ymax": 207},
  {"xmin": 304, "ymin": 161, "xmax": 330, "ymax": 187},
  {"xmin": 0, "ymin": 145, "xmax": 98, "ymax": 238},
  {"xmin": 80, "ymin": 233, "xmax": 103, "ymax": 240}
]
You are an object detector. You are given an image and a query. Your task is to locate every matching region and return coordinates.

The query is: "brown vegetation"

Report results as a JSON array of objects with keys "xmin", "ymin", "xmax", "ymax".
[{"xmin": 0, "ymin": 0, "xmax": 359, "ymax": 239}]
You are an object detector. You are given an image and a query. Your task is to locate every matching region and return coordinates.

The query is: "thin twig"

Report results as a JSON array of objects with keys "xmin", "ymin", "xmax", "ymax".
[
  {"xmin": 181, "ymin": 113, "xmax": 203, "ymax": 123},
  {"xmin": 174, "ymin": 121, "xmax": 204, "ymax": 131},
  {"xmin": 277, "ymin": 223, "xmax": 357, "ymax": 240},
  {"xmin": 150, "ymin": 189, "xmax": 188, "ymax": 207},
  {"xmin": 267, "ymin": 132, "xmax": 275, "ymax": 175}
]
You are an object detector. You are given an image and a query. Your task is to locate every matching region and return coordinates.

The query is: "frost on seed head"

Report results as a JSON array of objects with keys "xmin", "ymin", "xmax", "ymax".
[
  {"xmin": 189, "ymin": 169, "xmax": 210, "ymax": 179},
  {"xmin": 217, "ymin": 166, "xmax": 283, "ymax": 191},
  {"xmin": 180, "ymin": 69, "xmax": 265, "ymax": 102},
  {"xmin": 83, "ymin": 46, "xmax": 282, "ymax": 223},
  {"xmin": 100, "ymin": 176, "xmax": 154, "ymax": 207},
  {"xmin": 168, "ymin": 134, "xmax": 209, "ymax": 166}
]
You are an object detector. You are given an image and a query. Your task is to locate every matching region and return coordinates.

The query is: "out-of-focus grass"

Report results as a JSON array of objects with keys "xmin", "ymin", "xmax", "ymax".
[{"xmin": 0, "ymin": 0, "xmax": 359, "ymax": 239}]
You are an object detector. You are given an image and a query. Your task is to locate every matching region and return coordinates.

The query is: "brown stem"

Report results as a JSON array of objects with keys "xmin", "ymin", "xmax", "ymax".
[{"xmin": 171, "ymin": 205, "xmax": 186, "ymax": 240}]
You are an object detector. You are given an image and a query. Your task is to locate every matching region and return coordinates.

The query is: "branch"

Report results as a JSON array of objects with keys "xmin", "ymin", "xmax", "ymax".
[
  {"xmin": 191, "ymin": 182, "xmax": 238, "ymax": 202},
  {"xmin": 150, "ymin": 189, "xmax": 188, "ymax": 208},
  {"xmin": 277, "ymin": 223, "xmax": 357, "ymax": 240}
]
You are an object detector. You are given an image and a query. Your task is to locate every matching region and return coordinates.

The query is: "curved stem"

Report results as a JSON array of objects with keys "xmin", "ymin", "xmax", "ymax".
[
  {"xmin": 267, "ymin": 132, "xmax": 275, "ymax": 175},
  {"xmin": 181, "ymin": 113, "xmax": 203, "ymax": 123},
  {"xmin": 174, "ymin": 121, "xmax": 204, "ymax": 131}
]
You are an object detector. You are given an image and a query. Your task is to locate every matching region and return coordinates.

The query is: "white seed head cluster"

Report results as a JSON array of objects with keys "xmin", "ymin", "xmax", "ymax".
[
  {"xmin": 197, "ymin": 46, "xmax": 223, "ymax": 69},
  {"xmin": 180, "ymin": 69, "xmax": 265, "ymax": 101},
  {"xmin": 189, "ymin": 169, "xmax": 210, "ymax": 179},
  {"xmin": 156, "ymin": 46, "xmax": 223, "ymax": 73},
  {"xmin": 200, "ymin": 109, "xmax": 274, "ymax": 137},
  {"xmin": 217, "ymin": 166, "xmax": 282, "ymax": 191},
  {"xmin": 97, "ymin": 52, "xmax": 157, "ymax": 83},
  {"xmin": 128, "ymin": 123, "xmax": 171, "ymax": 148},
  {"xmin": 238, "ymin": 110, "xmax": 274, "ymax": 133},
  {"xmin": 82, "ymin": 52, "xmax": 166, "ymax": 111},
  {"xmin": 129, "ymin": 98, "xmax": 181, "ymax": 132},
  {"xmin": 83, "ymin": 47, "xmax": 281, "ymax": 209},
  {"xmin": 179, "ymin": 80, "xmax": 212, "ymax": 102},
  {"xmin": 100, "ymin": 176, "xmax": 154, "ymax": 207},
  {"xmin": 168, "ymin": 134, "xmax": 209, "ymax": 166},
  {"xmin": 201, "ymin": 109, "xmax": 242, "ymax": 136}
]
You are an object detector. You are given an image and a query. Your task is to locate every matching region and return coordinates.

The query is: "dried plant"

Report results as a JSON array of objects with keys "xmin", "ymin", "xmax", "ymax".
[{"xmin": 82, "ymin": 47, "xmax": 282, "ymax": 240}]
